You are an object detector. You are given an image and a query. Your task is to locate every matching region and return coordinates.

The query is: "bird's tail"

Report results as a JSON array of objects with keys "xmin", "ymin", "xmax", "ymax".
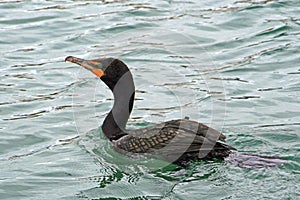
[{"xmin": 225, "ymin": 152, "xmax": 287, "ymax": 169}]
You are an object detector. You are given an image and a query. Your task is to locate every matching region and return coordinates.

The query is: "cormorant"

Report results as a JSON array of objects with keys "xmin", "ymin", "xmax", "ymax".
[{"xmin": 65, "ymin": 56, "xmax": 286, "ymax": 168}]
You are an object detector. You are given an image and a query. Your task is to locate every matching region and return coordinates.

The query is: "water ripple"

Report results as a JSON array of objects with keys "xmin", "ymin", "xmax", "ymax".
[{"xmin": 0, "ymin": 0, "xmax": 299, "ymax": 199}]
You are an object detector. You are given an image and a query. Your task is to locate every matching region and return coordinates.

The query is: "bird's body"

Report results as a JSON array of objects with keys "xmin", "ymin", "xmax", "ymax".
[
  {"xmin": 65, "ymin": 56, "xmax": 286, "ymax": 168},
  {"xmin": 113, "ymin": 118, "xmax": 235, "ymax": 166}
]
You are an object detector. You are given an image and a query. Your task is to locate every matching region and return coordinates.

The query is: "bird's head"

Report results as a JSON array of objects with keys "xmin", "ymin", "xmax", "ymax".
[{"xmin": 65, "ymin": 56, "xmax": 131, "ymax": 90}]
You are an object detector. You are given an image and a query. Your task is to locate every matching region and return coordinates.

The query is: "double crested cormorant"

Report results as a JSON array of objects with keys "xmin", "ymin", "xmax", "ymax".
[{"xmin": 65, "ymin": 56, "xmax": 236, "ymax": 166}]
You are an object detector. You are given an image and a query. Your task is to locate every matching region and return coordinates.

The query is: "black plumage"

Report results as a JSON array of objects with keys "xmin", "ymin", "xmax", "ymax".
[{"xmin": 65, "ymin": 56, "xmax": 236, "ymax": 166}]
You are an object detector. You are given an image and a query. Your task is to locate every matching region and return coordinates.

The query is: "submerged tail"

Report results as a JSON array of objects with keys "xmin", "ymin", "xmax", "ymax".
[{"xmin": 225, "ymin": 152, "xmax": 287, "ymax": 169}]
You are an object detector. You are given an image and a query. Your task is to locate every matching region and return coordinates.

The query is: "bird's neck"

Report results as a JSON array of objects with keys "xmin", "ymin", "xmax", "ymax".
[{"xmin": 102, "ymin": 71, "xmax": 135, "ymax": 140}]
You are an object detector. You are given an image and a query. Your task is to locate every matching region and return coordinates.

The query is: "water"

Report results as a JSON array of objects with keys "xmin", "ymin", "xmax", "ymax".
[{"xmin": 0, "ymin": 0, "xmax": 299, "ymax": 199}]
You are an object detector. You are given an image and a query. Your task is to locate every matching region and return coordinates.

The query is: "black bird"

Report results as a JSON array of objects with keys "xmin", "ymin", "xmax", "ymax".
[{"xmin": 66, "ymin": 56, "xmax": 236, "ymax": 167}]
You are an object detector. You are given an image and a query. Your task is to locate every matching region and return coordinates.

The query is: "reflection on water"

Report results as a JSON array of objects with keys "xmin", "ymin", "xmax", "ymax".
[{"xmin": 0, "ymin": 0, "xmax": 299, "ymax": 199}]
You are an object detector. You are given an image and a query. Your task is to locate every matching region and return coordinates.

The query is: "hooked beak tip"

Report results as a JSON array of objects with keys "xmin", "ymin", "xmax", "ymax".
[{"xmin": 65, "ymin": 56, "xmax": 74, "ymax": 62}]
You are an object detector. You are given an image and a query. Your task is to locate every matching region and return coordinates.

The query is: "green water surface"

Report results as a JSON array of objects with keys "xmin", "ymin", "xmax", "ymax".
[{"xmin": 0, "ymin": 0, "xmax": 299, "ymax": 199}]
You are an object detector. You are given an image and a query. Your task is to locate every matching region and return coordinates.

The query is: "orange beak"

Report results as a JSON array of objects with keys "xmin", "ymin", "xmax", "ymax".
[{"xmin": 65, "ymin": 56, "xmax": 105, "ymax": 78}]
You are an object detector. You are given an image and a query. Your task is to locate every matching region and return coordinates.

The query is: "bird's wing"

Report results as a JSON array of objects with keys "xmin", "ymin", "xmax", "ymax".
[
  {"xmin": 115, "ymin": 118, "xmax": 228, "ymax": 153},
  {"xmin": 164, "ymin": 119, "xmax": 226, "ymax": 141}
]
